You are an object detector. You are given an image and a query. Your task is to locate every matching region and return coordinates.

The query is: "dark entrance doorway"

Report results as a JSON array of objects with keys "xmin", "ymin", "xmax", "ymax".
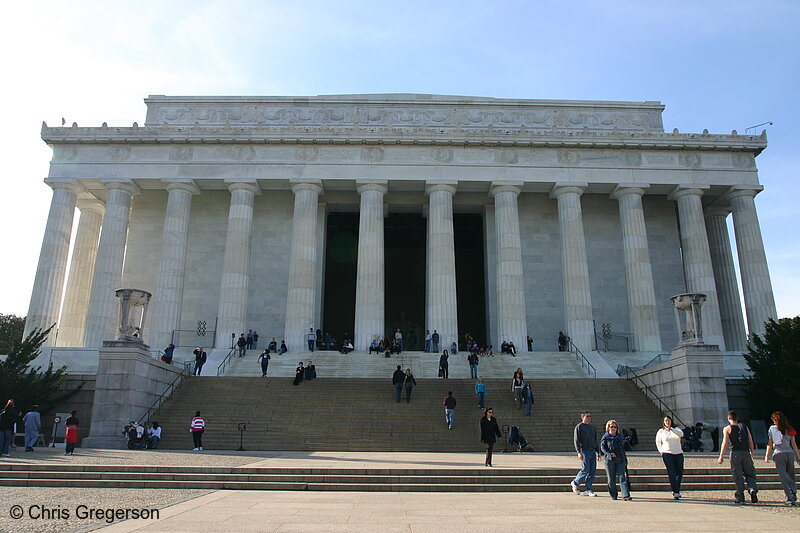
[
  {"xmin": 321, "ymin": 213, "xmax": 358, "ymax": 344},
  {"xmin": 454, "ymin": 214, "xmax": 487, "ymax": 347},
  {"xmin": 384, "ymin": 213, "xmax": 426, "ymax": 350}
]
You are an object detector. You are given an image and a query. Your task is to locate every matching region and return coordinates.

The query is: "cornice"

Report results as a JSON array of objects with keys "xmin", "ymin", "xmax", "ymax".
[{"xmin": 40, "ymin": 123, "xmax": 768, "ymax": 155}]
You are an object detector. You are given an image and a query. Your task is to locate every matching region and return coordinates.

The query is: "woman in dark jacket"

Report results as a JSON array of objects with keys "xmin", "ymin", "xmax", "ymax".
[
  {"xmin": 600, "ymin": 419, "xmax": 632, "ymax": 500},
  {"xmin": 480, "ymin": 407, "xmax": 502, "ymax": 467},
  {"xmin": 439, "ymin": 350, "xmax": 449, "ymax": 379}
]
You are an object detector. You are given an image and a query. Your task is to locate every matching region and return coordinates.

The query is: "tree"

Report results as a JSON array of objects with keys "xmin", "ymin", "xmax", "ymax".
[
  {"xmin": 743, "ymin": 317, "xmax": 800, "ymax": 427},
  {"xmin": 0, "ymin": 327, "xmax": 79, "ymax": 414},
  {"xmin": 0, "ymin": 313, "xmax": 25, "ymax": 355}
]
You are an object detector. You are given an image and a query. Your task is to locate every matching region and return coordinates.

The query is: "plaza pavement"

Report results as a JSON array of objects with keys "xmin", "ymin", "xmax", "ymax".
[{"xmin": 0, "ymin": 449, "xmax": 797, "ymax": 532}]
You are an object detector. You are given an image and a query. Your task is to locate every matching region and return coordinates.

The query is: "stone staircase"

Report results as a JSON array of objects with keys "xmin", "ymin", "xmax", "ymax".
[
  {"xmin": 148, "ymin": 377, "xmax": 663, "ymax": 452},
  {"xmin": 223, "ymin": 349, "xmax": 591, "ymax": 378},
  {"xmin": 1, "ymin": 463, "xmax": 794, "ymax": 492}
]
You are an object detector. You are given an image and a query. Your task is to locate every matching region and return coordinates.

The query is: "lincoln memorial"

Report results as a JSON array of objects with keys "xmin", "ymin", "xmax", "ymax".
[{"xmin": 25, "ymin": 94, "xmax": 776, "ymax": 371}]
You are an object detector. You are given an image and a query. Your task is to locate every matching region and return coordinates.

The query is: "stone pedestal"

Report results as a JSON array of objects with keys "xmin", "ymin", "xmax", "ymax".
[{"xmin": 83, "ymin": 340, "xmax": 185, "ymax": 449}]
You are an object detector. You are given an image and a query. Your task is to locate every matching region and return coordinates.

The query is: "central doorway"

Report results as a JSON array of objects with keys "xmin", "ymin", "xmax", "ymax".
[{"xmin": 384, "ymin": 213, "xmax": 426, "ymax": 350}]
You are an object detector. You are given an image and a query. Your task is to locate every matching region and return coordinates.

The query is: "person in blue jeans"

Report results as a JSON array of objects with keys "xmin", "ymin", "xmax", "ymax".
[
  {"xmin": 392, "ymin": 366, "xmax": 405, "ymax": 403},
  {"xmin": 571, "ymin": 411, "xmax": 600, "ymax": 496},
  {"xmin": 467, "ymin": 352, "xmax": 479, "ymax": 379},
  {"xmin": 600, "ymin": 419, "xmax": 632, "ymax": 500},
  {"xmin": 475, "ymin": 377, "xmax": 487, "ymax": 408},
  {"xmin": 443, "ymin": 391, "xmax": 457, "ymax": 429}
]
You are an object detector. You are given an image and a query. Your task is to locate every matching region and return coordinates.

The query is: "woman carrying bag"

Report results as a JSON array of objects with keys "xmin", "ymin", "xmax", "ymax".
[
  {"xmin": 600, "ymin": 419, "xmax": 632, "ymax": 500},
  {"xmin": 480, "ymin": 407, "xmax": 502, "ymax": 467}
]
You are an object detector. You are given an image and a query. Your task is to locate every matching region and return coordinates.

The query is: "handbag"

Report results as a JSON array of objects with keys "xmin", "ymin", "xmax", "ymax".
[{"xmin": 438, "ymin": 367, "xmax": 443, "ymax": 377}]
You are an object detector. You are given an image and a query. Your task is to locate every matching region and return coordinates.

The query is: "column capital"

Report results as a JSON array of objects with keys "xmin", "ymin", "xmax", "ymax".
[
  {"xmin": 425, "ymin": 182, "xmax": 457, "ymax": 196},
  {"xmin": 162, "ymin": 179, "xmax": 200, "ymax": 195},
  {"xmin": 224, "ymin": 180, "xmax": 261, "ymax": 195},
  {"xmin": 704, "ymin": 205, "xmax": 731, "ymax": 218},
  {"xmin": 289, "ymin": 178, "xmax": 323, "ymax": 195},
  {"xmin": 356, "ymin": 180, "xmax": 388, "ymax": 195},
  {"xmin": 76, "ymin": 199, "xmax": 105, "ymax": 215},
  {"xmin": 610, "ymin": 183, "xmax": 650, "ymax": 200},
  {"xmin": 667, "ymin": 184, "xmax": 709, "ymax": 201},
  {"xmin": 100, "ymin": 180, "xmax": 141, "ymax": 195},
  {"xmin": 489, "ymin": 182, "xmax": 523, "ymax": 198},
  {"xmin": 724, "ymin": 185, "xmax": 764, "ymax": 201},
  {"xmin": 44, "ymin": 179, "xmax": 84, "ymax": 195},
  {"xmin": 550, "ymin": 183, "xmax": 587, "ymax": 199}
]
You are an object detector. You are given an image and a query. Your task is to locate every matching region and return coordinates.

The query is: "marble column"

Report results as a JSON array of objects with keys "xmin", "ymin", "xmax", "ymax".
[
  {"xmin": 425, "ymin": 182, "xmax": 459, "ymax": 349},
  {"xmin": 24, "ymin": 181, "xmax": 82, "ymax": 346},
  {"xmin": 490, "ymin": 183, "xmax": 527, "ymax": 351},
  {"xmin": 149, "ymin": 180, "xmax": 200, "ymax": 349},
  {"xmin": 726, "ymin": 187, "xmax": 777, "ymax": 340},
  {"xmin": 57, "ymin": 200, "xmax": 104, "ymax": 347},
  {"xmin": 83, "ymin": 181, "xmax": 140, "ymax": 348},
  {"xmin": 704, "ymin": 206, "xmax": 748, "ymax": 351},
  {"xmin": 551, "ymin": 184, "xmax": 594, "ymax": 352},
  {"xmin": 215, "ymin": 181, "xmax": 260, "ymax": 349},
  {"xmin": 610, "ymin": 185, "xmax": 662, "ymax": 351},
  {"xmin": 354, "ymin": 181, "xmax": 387, "ymax": 350},
  {"xmin": 284, "ymin": 179, "xmax": 323, "ymax": 351},
  {"xmin": 668, "ymin": 187, "xmax": 725, "ymax": 349}
]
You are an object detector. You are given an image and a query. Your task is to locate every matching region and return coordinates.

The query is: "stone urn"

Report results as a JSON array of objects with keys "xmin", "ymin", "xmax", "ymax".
[
  {"xmin": 670, "ymin": 293, "xmax": 707, "ymax": 346},
  {"xmin": 115, "ymin": 288, "xmax": 152, "ymax": 342}
]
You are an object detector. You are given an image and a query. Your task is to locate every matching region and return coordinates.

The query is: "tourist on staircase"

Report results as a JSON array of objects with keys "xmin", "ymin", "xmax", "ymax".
[
  {"xmin": 558, "ymin": 331, "xmax": 568, "ymax": 352},
  {"xmin": 443, "ymin": 391, "xmax": 457, "ymax": 430},
  {"xmin": 307, "ymin": 328, "xmax": 316, "ymax": 352},
  {"xmin": 403, "ymin": 369, "xmax": 417, "ymax": 403},
  {"xmin": 527, "ymin": 336, "xmax": 533, "ymax": 352},
  {"xmin": 438, "ymin": 350, "xmax": 449, "ymax": 379},
  {"xmin": 304, "ymin": 361, "xmax": 316, "ymax": 380},
  {"xmin": 279, "ymin": 340, "xmax": 288, "ymax": 354},
  {"xmin": 252, "ymin": 330, "xmax": 259, "ymax": 349},
  {"xmin": 192, "ymin": 347, "xmax": 207, "ymax": 375},
  {"xmin": 480, "ymin": 407, "xmax": 502, "ymax": 467},
  {"xmin": 468, "ymin": 351, "xmax": 479, "ymax": 379},
  {"xmin": 257, "ymin": 349, "xmax": 271, "ymax": 377},
  {"xmin": 600, "ymin": 419, "xmax": 632, "ymax": 500},
  {"xmin": 237, "ymin": 334, "xmax": 247, "ymax": 357},
  {"xmin": 512, "ymin": 369, "xmax": 525, "ymax": 408},
  {"xmin": 523, "ymin": 381, "xmax": 533, "ymax": 416},
  {"xmin": 392, "ymin": 366, "xmax": 405, "ymax": 403},
  {"xmin": 268, "ymin": 338, "xmax": 278, "ymax": 353},
  {"xmin": 189, "ymin": 411, "xmax": 205, "ymax": 451},
  {"xmin": 395, "ymin": 329, "xmax": 403, "ymax": 352},
  {"xmin": 431, "ymin": 330, "xmax": 440, "ymax": 353},
  {"xmin": 424, "ymin": 330, "xmax": 431, "ymax": 352},
  {"xmin": 475, "ymin": 377, "xmax": 486, "ymax": 409},
  {"xmin": 656, "ymin": 415, "xmax": 685, "ymax": 500},
  {"xmin": 717, "ymin": 410, "xmax": 759, "ymax": 504},
  {"xmin": 293, "ymin": 362, "xmax": 305, "ymax": 385},
  {"xmin": 571, "ymin": 411, "xmax": 599, "ymax": 497},
  {"xmin": 246, "ymin": 330, "xmax": 254, "ymax": 349}
]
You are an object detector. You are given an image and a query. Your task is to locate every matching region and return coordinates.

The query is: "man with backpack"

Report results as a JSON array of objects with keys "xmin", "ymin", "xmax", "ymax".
[{"xmin": 717, "ymin": 410, "xmax": 759, "ymax": 504}]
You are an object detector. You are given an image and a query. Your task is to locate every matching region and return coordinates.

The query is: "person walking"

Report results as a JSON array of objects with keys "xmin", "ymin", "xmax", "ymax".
[
  {"xmin": 22, "ymin": 404, "xmax": 41, "ymax": 452},
  {"xmin": 237, "ymin": 333, "xmax": 248, "ymax": 357},
  {"xmin": 439, "ymin": 350, "xmax": 449, "ymax": 379},
  {"xmin": 443, "ymin": 391, "xmax": 457, "ymax": 430},
  {"xmin": 764, "ymin": 411, "xmax": 800, "ymax": 505},
  {"xmin": 571, "ymin": 411, "xmax": 599, "ymax": 496},
  {"xmin": 403, "ymin": 369, "xmax": 417, "ymax": 403},
  {"xmin": 512, "ymin": 369, "xmax": 524, "ymax": 409},
  {"xmin": 392, "ymin": 365, "xmax": 405, "ymax": 403},
  {"xmin": 475, "ymin": 377, "xmax": 487, "ymax": 409},
  {"xmin": 0, "ymin": 400, "xmax": 19, "ymax": 457},
  {"xmin": 467, "ymin": 351, "xmax": 479, "ymax": 379},
  {"xmin": 190, "ymin": 411, "xmax": 205, "ymax": 451},
  {"xmin": 656, "ymin": 415, "xmax": 685, "ymax": 499},
  {"xmin": 480, "ymin": 407, "xmax": 502, "ymax": 467},
  {"xmin": 307, "ymin": 328, "xmax": 316, "ymax": 352},
  {"xmin": 64, "ymin": 410, "xmax": 79, "ymax": 456},
  {"xmin": 163, "ymin": 343, "xmax": 175, "ymax": 364},
  {"xmin": 193, "ymin": 347, "xmax": 207, "ymax": 376},
  {"xmin": 600, "ymin": 419, "xmax": 632, "ymax": 500},
  {"xmin": 257, "ymin": 349, "xmax": 271, "ymax": 377},
  {"xmin": 558, "ymin": 331, "xmax": 568, "ymax": 352},
  {"xmin": 523, "ymin": 381, "xmax": 533, "ymax": 416},
  {"xmin": 717, "ymin": 410, "xmax": 759, "ymax": 504}
]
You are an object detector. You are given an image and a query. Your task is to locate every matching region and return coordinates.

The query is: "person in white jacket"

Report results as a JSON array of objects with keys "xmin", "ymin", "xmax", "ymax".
[{"xmin": 655, "ymin": 415, "xmax": 684, "ymax": 499}]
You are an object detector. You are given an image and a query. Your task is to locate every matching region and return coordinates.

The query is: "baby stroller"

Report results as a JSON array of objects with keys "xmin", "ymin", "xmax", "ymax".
[
  {"xmin": 681, "ymin": 424, "xmax": 704, "ymax": 452},
  {"xmin": 507, "ymin": 425, "xmax": 534, "ymax": 452},
  {"xmin": 123, "ymin": 422, "xmax": 151, "ymax": 450}
]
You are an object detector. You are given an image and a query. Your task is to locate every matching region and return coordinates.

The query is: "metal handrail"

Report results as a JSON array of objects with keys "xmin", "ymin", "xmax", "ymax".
[
  {"xmin": 595, "ymin": 332, "xmax": 632, "ymax": 352},
  {"xmin": 216, "ymin": 347, "xmax": 237, "ymax": 376},
  {"xmin": 569, "ymin": 340, "xmax": 597, "ymax": 378},
  {"xmin": 626, "ymin": 367, "xmax": 686, "ymax": 428},
  {"xmin": 136, "ymin": 364, "xmax": 190, "ymax": 426},
  {"xmin": 642, "ymin": 353, "xmax": 671, "ymax": 369}
]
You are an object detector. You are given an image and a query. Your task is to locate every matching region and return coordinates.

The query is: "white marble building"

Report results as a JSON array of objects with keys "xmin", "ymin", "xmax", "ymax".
[{"xmin": 26, "ymin": 94, "xmax": 776, "ymax": 367}]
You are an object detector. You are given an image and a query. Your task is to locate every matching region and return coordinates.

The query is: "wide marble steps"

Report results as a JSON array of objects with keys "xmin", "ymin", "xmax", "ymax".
[
  {"xmin": 149, "ymin": 377, "xmax": 664, "ymax": 452},
  {"xmin": 0, "ymin": 463, "xmax": 793, "ymax": 492},
  {"xmin": 222, "ymin": 349, "xmax": 591, "ymax": 379}
]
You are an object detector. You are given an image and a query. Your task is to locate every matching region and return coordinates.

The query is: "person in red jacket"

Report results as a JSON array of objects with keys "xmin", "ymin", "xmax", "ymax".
[{"xmin": 64, "ymin": 410, "xmax": 79, "ymax": 456}]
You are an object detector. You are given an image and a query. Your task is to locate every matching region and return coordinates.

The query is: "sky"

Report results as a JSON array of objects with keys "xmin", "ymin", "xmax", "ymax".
[{"xmin": 0, "ymin": 0, "xmax": 798, "ymax": 319}]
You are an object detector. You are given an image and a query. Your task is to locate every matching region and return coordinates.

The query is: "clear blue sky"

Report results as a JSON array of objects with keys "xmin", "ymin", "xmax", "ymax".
[{"xmin": 1, "ymin": 0, "xmax": 797, "ymax": 318}]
